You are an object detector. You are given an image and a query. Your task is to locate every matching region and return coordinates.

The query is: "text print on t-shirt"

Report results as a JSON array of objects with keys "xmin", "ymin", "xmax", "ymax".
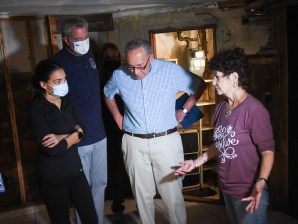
[{"xmin": 214, "ymin": 125, "xmax": 238, "ymax": 163}]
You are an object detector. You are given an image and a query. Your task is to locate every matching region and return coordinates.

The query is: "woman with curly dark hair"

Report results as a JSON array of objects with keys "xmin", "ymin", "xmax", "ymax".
[{"xmin": 175, "ymin": 47, "xmax": 275, "ymax": 224}]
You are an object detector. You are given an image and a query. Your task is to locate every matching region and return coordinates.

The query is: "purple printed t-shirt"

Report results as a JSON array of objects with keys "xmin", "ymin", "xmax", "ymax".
[{"xmin": 213, "ymin": 94, "xmax": 275, "ymax": 198}]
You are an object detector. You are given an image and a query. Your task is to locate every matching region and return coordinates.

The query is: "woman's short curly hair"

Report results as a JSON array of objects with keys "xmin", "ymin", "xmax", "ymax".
[{"xmin": 208, "ymin": 47, "xmax": 249, "ymax": 90}]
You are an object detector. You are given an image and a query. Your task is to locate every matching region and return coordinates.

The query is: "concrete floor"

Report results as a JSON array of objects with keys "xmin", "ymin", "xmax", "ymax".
[{"xmin": 0, "ymin": 197, "xmax": 297, "ymax": 224}]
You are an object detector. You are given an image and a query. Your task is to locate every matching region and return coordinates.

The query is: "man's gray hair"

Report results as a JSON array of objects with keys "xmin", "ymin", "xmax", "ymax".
[
  {"xmin": 125, "ymin": 39, "xmax": 153, "ymax": 56},
  {"xmin": 61, "ymin": 17, "xmax": 88, "ymax": 37}
]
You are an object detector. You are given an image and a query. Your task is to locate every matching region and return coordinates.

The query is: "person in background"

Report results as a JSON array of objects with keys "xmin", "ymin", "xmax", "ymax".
[
  {"xmin": 51, "ymin": 17, "xmax": 107, "ymax": 224},
  {"xmin": 98, "ymin": 43, "xmax": 122, "ymax": 87},
  {"xmin": 98, "ymin": 42, "xmax": 131, "ymax": 215},
  {"xmin": 104, "ymin": 38, "xmax": 207, "ymax": 224},
  {"xmin": 29, "ymin": 59, "xmax": 97, "ymax": 224},
  {"xmin": 175, "ymin": 47, "xmax": 275, "ymax": 224}
]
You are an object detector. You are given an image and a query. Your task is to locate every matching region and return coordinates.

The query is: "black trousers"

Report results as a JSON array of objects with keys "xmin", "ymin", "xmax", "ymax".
[{"xmin": 39, "ymin": 171, "xmax": 97, "ymax": 224}]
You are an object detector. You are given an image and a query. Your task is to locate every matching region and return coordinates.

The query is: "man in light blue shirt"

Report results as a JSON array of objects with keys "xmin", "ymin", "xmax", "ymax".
[{"xmin": 104, "ymin": 39, "xmax": 206, "ymax": 224}]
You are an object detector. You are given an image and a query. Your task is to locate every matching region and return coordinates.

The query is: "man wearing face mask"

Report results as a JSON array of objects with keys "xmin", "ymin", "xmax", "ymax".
[
  {"xmin": 52, "ymin": 17, "xmax": 107, "ymax": 224},
  {"xmin": 98, "ymin": 43, "xmax": 131, "ymax": 217}
]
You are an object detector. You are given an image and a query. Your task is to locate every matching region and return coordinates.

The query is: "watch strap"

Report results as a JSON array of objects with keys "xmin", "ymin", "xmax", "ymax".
[
  {"xmin": 182, "ymin": 107, "xmax": 188, "ymax": 114},
  {"xmin": 75, "ymin": 129, "xmax": 83, "ymax": 139}
]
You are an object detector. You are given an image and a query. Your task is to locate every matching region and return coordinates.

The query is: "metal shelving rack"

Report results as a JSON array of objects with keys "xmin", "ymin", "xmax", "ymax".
[{"xmin": 179, "ymin": 78, "xmax": 220, "ymax": 201}]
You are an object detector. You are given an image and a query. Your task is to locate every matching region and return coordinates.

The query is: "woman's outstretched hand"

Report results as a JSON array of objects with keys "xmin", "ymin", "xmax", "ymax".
[
  {"xmin": 241, "ymin": 180, "xmax": 266, "ymax": 214},
  {"xmin": 174, "ymin": 160, "xmax": 196, "ymax": 176}
]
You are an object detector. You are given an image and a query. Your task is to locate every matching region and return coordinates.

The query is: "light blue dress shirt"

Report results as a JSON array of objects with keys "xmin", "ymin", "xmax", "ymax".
[{"xmin": 104, "ymin": 59, "xmax": 202, "ymax": 134}]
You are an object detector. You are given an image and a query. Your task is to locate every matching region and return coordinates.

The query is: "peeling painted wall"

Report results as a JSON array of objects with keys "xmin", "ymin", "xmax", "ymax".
[
  {"xmin": 111, "ymin": 8, "xmax": 269, "ymax": 55},
  {"xmin": 0, "ymin": 7, "xmax": 269, "ymax": 76}
]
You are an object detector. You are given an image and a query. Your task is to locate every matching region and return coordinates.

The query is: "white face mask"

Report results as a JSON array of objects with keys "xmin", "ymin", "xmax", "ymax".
[
  {"xmin": 73, "ymin": 38, "xmax": 90, "ymax": 55},
  {"xmin": 45, "ymin": 81, "xmax": 69, "ymax": 97}
]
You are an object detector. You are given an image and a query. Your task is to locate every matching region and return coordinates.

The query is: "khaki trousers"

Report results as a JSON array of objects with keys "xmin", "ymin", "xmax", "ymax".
[{"xmin": 122, "ymin": 131, "xmax": 186, "ymax": 224}]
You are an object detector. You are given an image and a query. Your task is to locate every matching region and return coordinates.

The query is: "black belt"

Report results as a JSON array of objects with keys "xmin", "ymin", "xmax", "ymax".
[{"xmin": 124, "ymin": 127, "xmax": 177, "ymax": 139}]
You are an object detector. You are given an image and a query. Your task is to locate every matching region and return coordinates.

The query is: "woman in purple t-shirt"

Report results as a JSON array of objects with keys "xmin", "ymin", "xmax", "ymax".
[{"xmin": 175, "ymin": 48, "xmax": 275, "ymax": 224}]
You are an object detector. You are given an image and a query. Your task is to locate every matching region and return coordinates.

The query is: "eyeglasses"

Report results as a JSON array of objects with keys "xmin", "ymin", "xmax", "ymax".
[{"xmin": 125, "ymin": 57, "xmax": 150, "ymax": 73}]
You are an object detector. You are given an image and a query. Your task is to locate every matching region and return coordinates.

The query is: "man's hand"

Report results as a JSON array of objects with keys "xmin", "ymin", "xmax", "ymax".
[
  {"xmin": 114, "ymin": 114, "xmax": 124, "ymax": 130},
  {"xmin": 175, "ymin": 109, "xmax": 187, "ymax": 123}
]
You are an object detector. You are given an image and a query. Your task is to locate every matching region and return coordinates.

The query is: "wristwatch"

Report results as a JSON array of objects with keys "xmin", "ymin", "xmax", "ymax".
[
  {"xmin": 75, "ymin": 130, "xmax": 83, "ymax": 139},
  {"xmin": 181, "ymin": 107, "xmax": 188, "ymax": 114}
]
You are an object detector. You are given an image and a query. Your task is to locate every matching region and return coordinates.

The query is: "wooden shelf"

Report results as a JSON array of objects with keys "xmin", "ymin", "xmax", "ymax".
[
  {"xmin": 180, "ymin": 81, "xmax": 220, "ymax": 201},
  {"xmin": 196, "ymin": 100, "xmax": 216, "ymax": 106},
  {"xmin": 178, "ymin": 127, "xmax": 199, "ymax": 133},
  {"xmin": 182, "ymin": 184, "xmax": 201, "ymax": 190},
  {"xmin": 202, "ymin": 124, "xmax": 214, "ymax": 131},
  {"xmin": 185, "ymin": 171, "xmax": 200, "ymax": 176},
  {"xmin": 204, "ymin": 79, "xmax": 214, "ymax": 83},
  {"xmin": 184, "ymin": 152, "xmax": 199, "ymax": 156},
  {"xmin": 202, "ymin": 143, "xmax": 212, "ymax": 152},
  {"xmin": 179, "ymin": 124, "xmax": 213, "ymax": 131},
  {"xmin": 183, "ymin": 185, "xmax": 221, "ymax": 202},
  {"xmin": 173, "ymin": 27, "xmax": 220, "ymax": 201}
]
